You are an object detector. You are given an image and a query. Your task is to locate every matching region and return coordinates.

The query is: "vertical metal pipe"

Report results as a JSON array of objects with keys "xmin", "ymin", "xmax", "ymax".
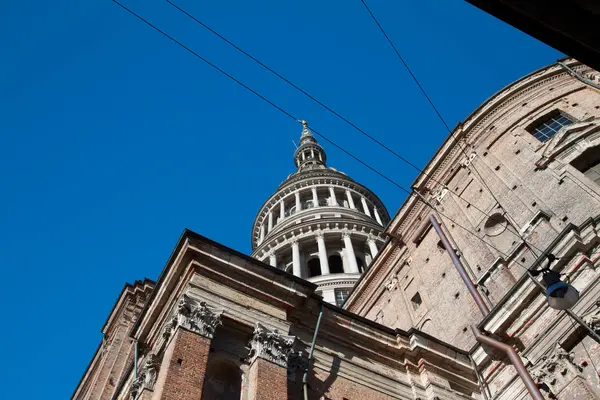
[
  {"xmin": 303, "ymin": 302, "xmax": 324, "ymax": 400},
  {"xmin": 134, "ymin": 340, "xmax": 138, "ymax": 380},
  {"xmin": 429, "ymin": 214, "xmax": 490, "ymax": 316},
  {"xmin": 470, "ymin": 326, "xmax": 545, "ymax": 400},
  {"xmin": 428, "ymin": 212, "xmax": 545, "ymax": 399}
]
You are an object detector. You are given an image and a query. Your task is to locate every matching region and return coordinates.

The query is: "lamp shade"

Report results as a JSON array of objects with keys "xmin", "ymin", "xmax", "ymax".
[{"xmin": 543, "ymin": 271, "xmax": 580, "ymax": 310}]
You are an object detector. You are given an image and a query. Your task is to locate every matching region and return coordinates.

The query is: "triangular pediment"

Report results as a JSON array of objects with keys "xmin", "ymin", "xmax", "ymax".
[{"xmin": 537, "ymin": 117, "xmax": 600, "ymax": 167}]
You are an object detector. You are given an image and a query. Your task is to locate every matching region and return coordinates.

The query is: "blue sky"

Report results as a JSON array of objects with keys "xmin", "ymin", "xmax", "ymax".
[{"xmin": 0, "ymin": 0, "xmax": 561, "ymax": 398}]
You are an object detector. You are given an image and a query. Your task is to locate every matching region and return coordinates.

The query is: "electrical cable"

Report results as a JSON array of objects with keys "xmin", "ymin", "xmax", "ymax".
[
  {"xmin": 111, "ymin": 0, "xmax": 541, "ymax": 273},
  {"xmin": 568, "ymin": 316, "xmax": 600, "ymax": 379},
  {"xmin": 165, "ymin": 0, "xmax": 548, "ymax": 255},
  {"xmin": 359, "ymin": 0, "xmax": 548, "ymax": 263}
]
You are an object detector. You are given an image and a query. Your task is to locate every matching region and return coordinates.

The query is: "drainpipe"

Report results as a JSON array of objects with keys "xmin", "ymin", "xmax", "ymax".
[
  {"xmin": 429, "ymin": 213, "xmax": 545, "ymax": 400},
  {"xmin": 557, "ymin": 61, "xmax": 600, "ymax": 91},
  {"xmin": 470, "ymin": 326, "xmax": 544, "ymax": 400},
  {"xmin": 430, "ymin": 215, "xmax": 490, "ymax": 315},
  {"xmin": 134, "ymin": 340, "xmax": 139, "ymax": 380},
  {"xmin": 303, "ymin": 301, "xmax": 324, "ymax": 400}
]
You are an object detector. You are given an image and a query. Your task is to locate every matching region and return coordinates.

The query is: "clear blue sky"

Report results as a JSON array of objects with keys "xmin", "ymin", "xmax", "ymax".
[{"xmin": 0, "ymin": 0, "xmax": 561, "ymax": 398}]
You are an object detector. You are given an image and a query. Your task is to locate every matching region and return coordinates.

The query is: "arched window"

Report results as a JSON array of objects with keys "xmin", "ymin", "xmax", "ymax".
[
  {"xmin": 307, "ymin": 258, "xmax": 321, "ymax": 277},
  {"xmin": 202, "ymin": 360, "xmax": 241, "ymax": 400},
  {"xmin": 329, "ymin": 255, "xmax": 344, "ymax": 274}
]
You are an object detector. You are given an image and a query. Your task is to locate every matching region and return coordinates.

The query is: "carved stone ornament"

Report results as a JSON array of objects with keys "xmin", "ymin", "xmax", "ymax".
[
  {"xmin": 582, "ymin": 301, "xmax": 600, "ymax": 333},
  {"xmin": 130, "ymin": 353, "xmax": 159, "ymax": 399},
  {"xmin": 384, "ymin": 274, "xmax": 398, "ymax": 291},
  {"xmin": 163, "ymin": 296, "xmax": 223, "ymax": 341},
  {"xmin": 531, "ymin": 343, "xmax": 583, "ymax": 398},
  {"xmin": 246, "ymin": 323, "xmax": 297, "ymax": 368}
]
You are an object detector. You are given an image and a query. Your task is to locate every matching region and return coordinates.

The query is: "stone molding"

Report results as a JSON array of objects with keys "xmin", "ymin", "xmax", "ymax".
[
  {"xmin": 582, "ymin": 301, "xmax": 600, "ymax": 333},
  {"xmin": 246, "ymin": 323, "xmax": 296, "ymax": 368},
  {"xmin": 163, "ymin": 296, "xmax": 223, "ymax": 341},
  {"xmin": 253, "ymin": 220, "xmax": 385, "ymax": 259},
  {"xmin": 130, "ymin": 353, "xmax": 159, "ymax": 399},
  {"xmin": 531, "ymin": 343, "xmax": 583, "ymax": 397}
]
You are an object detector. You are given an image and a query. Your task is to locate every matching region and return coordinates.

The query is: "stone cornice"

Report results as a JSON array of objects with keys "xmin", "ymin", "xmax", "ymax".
[
  {"xmin": 251, "ymin": 175, "xmax": 390, "ymax": 249},
  {"xmin": 130, "ymin": 230, "xmax": 317, "ymax": 345},
  {"xmin": 252, "ymin": 217, "xmax": 387, "ymax": 258},
  {"xmin": 412, "ymin": 59, "xmax": 588, "ymax": 193}
]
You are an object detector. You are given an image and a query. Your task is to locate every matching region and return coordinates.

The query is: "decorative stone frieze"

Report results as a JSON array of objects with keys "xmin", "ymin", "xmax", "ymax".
[
  {"xmin": 130, "ymin": 353, "xmax": 159, "ymax": 399},
  {"xmin": 163, "ymin": 296, "xmax": 223, "ymax": 341},
  {"xmin": 246, "ymin": 323, "xmax": 297, "ymax": 368},
  {"xmin": 531, "ymin": 343, "xmax": 583, "ymax": 397}
]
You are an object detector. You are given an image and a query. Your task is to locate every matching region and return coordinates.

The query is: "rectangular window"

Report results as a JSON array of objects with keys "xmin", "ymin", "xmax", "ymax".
[
  {"xmin": 410, "ymin": 292, "xmax": 422, "ymax": 311},
  {"xmin": 527, "ymin": 111, "xmax": 575, "ymax": 142},
  {"xmin": 334, "ymin": 289, "xmax": 351, "ymax": 307}
]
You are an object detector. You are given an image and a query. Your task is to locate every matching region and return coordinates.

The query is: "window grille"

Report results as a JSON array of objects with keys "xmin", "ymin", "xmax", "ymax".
[{"xmin": 528, "ymin": 111, "xmax": 575, "ymax": 142}]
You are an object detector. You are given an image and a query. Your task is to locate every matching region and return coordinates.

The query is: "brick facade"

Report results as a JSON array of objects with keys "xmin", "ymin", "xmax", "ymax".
[
  {"xmin": 152, "ymin": 328, "xmax": 210, "ymax": 400},
  {"xmin": 247, "ymin": 358, "xmax": 288, "ymax": 400},
  {"xmin": 346, "ymin": 58, "xmax": 600, "ymax": 399}
]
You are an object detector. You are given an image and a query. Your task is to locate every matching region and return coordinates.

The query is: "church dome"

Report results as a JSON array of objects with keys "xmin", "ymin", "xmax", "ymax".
[{"xmin": 250, "ymin": 121, "xmax": 389, "ymax": 305}]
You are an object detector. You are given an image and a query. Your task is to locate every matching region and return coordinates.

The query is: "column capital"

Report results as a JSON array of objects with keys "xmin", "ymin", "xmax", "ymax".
[
  {"xmin": 342, "ymin": 229, "xmax": 352, "ymax": 239},
  {"xmin": 367, "ymin": 233, "xmax": 377, "ymax": 243},
  {"xmin": 131, "ymin": 353, "xmax": 160, "ymax": 398},
  {"xmin": 315, "ymin": 230, "xmax": 325, "ymax": 239},
  {"xmin": 163, "ymin": 296, "xmax": 223, "ymax": 341},
  {"xmin": 247, "ymin": 323, "xmax": 297, "ymax": 368}
]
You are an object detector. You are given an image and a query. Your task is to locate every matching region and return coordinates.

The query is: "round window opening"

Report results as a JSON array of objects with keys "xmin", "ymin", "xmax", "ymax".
[{"xmin": 484, "ymin": 213, "xmax": 508, "ymax": 236}]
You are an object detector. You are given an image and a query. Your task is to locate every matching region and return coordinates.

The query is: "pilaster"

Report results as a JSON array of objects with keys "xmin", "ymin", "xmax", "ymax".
[
  {"xmin": 151, "ymin": 297, "xmax": 223, "ymax": 400},
  {"xmin": 246, "ymin": 323, "xmax": 296, "ymax": 400}
]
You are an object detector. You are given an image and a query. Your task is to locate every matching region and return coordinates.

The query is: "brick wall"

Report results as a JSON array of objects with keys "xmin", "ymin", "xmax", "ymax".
[
  {"xmin": 152, "ymin": 328, "xmax": 210, "ymax": 400},
  {"xmin": 247, "ymin": 358, "xmax": 288, "ymax": 400}
]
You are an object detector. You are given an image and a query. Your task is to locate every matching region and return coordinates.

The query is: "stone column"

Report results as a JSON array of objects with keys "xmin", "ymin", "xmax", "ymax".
[
  {"xmin": 343, "ymin": 232, "xmax": 359, "ymax": 273},
  {"xmin": 361, "ymin": 197, "xmax": 372, "ymax": 217},
  {"xmin": 311, "ymin": 187, "xmax": 318, "ymax": 206},
  {"xmin": 246, "ymin": 323, "xmax": 296, "ymax": 400},
  {"xmin": 279, "ymin": 199, "xmax": 285, "ymax": 220},
  {"xmin": 259, "ymin": 225, "xmax": 265, "ymax": 243},
  {"xmin": 345, "ymin": 190, "xmax": 356, "ymax": 209},
  {"xmin": 152, "ymin": 297, "xmax": 222, "ymax": 400},
  {"xmin": 292, "ymin": 240, "xmax": 301, "ymax": 278},
  {"xmin": 373, "ymin": 207, "xmax": 383, "ymax": 225},
  {"xmin": 295, "ymin": 191, "xmax": 301, "ymax": 212},
  {"xmin": 268, "ymin": 212, "xmax": 273, "ymax": 232},
  {"xmin": 316, "ymin": 233, "xmax": 330, "ymax": 275},
  {"xmin": 367, "ymin": 237, "xmax": 378, "ymax": 258},
  {"xmin": 329, "ymin": 186, "xmax": 338, "ymax": 206},
  {"xmin": 269, "ymin": 253, "xmax": 277, "ymax": 267}
]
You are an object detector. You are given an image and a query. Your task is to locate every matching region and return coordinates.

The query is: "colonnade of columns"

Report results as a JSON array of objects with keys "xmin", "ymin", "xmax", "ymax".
[
  {"xmin": 257, "ymin": 185, "xmax": 384, "ymax": 244},
  {"xmin": 267, "ymin": 232, "xmax": 380, "ymax": 279}
]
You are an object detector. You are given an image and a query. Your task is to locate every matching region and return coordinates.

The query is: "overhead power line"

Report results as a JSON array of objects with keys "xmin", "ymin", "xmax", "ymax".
[
  {"xmin": 111, "ymin": 0, "xmax": 543, "ymax": 273},
  {"xmin": 165, "ymin": 0, "xmax": 547, "ymax": 256},
  {"xmin": 359, "ymin": 0, "xmax": 547, "ymax": 260}
]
